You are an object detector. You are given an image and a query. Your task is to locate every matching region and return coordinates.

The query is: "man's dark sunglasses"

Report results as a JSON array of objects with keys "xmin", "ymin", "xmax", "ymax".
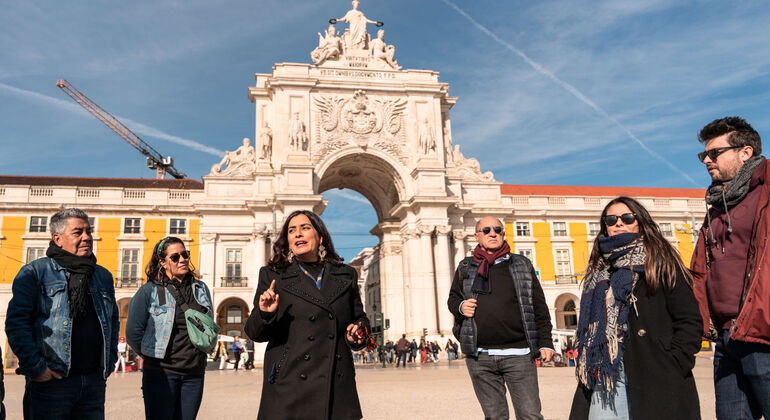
[
  {"xmin": 168, "ymin": 250, "xmax": 190, "ymax": 263},
  {"xmin": 478, "ymin": 226, "xmax": 503, "ymax": 235},
  {"xmin": 698, "ymin": 146, "xmax": 742, "ymax": 162},
  {"xmin": 603, "ymin": 213, "xmax": 637, "ymax": 226}
]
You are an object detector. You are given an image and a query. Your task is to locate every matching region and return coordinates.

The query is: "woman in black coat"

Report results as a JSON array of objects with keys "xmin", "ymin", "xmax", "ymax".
[
  {"xmin": 245, "ymin": 210, "xmax": 369, "ymax": 420},
  {"xmin": 569, "ymin": 196, "xmax": 703, "ymax": 419}
]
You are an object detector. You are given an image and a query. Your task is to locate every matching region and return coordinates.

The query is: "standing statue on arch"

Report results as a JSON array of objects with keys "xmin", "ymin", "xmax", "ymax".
[
  {"xmin": 335, "ymin": 0, "xmax": 381, "ymax": 50},
  {"xmin": 289, "ymin": 113, "xmax": 309, "ymax": 152}
]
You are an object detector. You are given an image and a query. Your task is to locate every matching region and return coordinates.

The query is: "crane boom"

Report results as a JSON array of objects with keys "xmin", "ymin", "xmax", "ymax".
[{"xmin": 56, "ymin": 79, "xmax": 187, "ymax": 179}]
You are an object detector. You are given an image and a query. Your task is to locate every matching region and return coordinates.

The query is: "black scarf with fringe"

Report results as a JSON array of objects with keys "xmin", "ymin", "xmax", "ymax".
[{"xmin": 46, "ymin": 241, "xmax": 96, "ymax": 320}]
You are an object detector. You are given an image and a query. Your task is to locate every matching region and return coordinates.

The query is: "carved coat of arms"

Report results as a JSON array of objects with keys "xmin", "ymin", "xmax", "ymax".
[{"xmin": 312, "ymin": 90, "xmax": 407, "ymax": 163}]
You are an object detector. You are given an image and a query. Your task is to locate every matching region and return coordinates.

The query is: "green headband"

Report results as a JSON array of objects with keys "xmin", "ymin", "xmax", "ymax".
[{"xmin": 157, "ymin": 237, "xmax": 171, "ymax": 258}]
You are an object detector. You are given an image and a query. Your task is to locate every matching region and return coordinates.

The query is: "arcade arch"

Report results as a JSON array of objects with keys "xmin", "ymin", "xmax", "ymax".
[
  {"xmin": 554, "ymin": 293, "xmax": 579, "ymax": 330},
  {"xmin": 217, "ymin": 297, "xmax": 250, "ymax": 337},
  {"xmin": 117, "ymin": 297, "xmax": 131, "ymax": 337}
]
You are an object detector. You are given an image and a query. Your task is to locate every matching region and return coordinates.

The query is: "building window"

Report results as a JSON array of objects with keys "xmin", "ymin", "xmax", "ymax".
[
  {"xmin": 518, "ymin": 248, "xmax": 534, "ymax": 263},
  {"xmin": 226, "ymin": 305, "xmax": 242, "ymax": 324},
  {"xmin": 26, "ymin": 247, "xmax": 45, "ymax": 263},
  {"xmin": 226, "ymin": 249, "xmax": 242, "ymax": 279},
  {"xmin": 564, "ymin": 300, "xmax": 578, "ymax": 329},
  {"xmin": 170, "ymin": 219, "xmax": 187, "ymax": 235},
  {"xmin": 553, "ymin": 222, "xmax": 568, "ymax": 237},
  {"xmin": 30, "ymin": 216, "xmax": 47, "ymax": 233},
  {"xmin": 555, "ymin": 249, "xmax": 573, "ymax": 282},
  {"xmin": 515, "ymin": 222, "xmax": 531, "ymax": 237},
  {"xmin": 88, "ymin": 217, "xmax": 97, "ymax": 233},
  {"xmin": 660, "ymin": 223, "xmax": 673, "ymax": 237},
  {"xmin": 121, "ymin": 249, "xmax": 140, "ymax": 280},
  {"xmin": 124, "ymin": 218, "xmax": 141, "ymax": 234},
  {"xmin": 588, "ymin": 222, "xmax": 601, "ymax": 236}
]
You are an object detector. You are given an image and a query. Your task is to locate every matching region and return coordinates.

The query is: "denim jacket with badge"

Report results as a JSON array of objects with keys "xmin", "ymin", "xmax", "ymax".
[
  {"xmin": 5, "ymin": 257, "xmax": 120, "ymax": 380},
  {"xmin": 125, "ymin": 279, "xmax": 213, "ymax": 359}
]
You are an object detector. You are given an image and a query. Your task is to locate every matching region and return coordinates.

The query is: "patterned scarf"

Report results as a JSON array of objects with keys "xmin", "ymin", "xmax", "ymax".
[
  {"xmin": 706, "ymin": 155, "xmax": 762, "ymax": 213},
  {"xmin": 575, "ymin": 233, "xmax": 645, "ymax": 401},
  {"xmin": 471, "ymin": 241, "xmax": 511, "ymax": 293}
]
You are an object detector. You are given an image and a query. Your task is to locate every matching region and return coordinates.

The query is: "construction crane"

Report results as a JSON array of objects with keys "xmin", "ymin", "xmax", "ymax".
[{"xmin": 56, "ymin": 79, "xmax": 187, "ymax": 179}]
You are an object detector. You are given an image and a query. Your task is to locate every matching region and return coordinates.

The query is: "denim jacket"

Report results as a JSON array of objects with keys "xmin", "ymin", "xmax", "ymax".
[
  {"xmin": 5, "ymin": 258, "xmax": 120, "ymax": 380},
  {"xmin": 125, "ymin": 279, "xmax": 213, "ymax": 359}
]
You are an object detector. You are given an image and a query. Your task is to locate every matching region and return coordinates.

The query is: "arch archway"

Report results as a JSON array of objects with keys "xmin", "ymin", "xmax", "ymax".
[
  {"xmin": 216, "ymin": 297, "xmax": 250, "ymax": 337},
  {"xmin": 117, "ymin": 297, "xmax": 131, "ymax": 338},
  {"xmin": 554, "ymin": 293, "xmax": 579, "ymax": 330}
]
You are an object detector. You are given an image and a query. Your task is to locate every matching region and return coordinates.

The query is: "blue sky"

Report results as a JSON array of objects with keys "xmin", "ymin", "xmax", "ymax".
[{"xmin": 2, "ymin": 0, "xmax": 770, "ymax": 260}]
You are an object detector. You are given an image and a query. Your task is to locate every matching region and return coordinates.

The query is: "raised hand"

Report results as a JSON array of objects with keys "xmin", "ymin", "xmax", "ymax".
[{"xmin": 258, "ymin": 279, "xmax": 279, "ymax": 313}]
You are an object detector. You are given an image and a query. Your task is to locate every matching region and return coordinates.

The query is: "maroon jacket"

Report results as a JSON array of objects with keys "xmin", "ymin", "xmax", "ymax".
[{"xmin": 691, "ymin": 157, "xmax": 770, "ymax": 345}]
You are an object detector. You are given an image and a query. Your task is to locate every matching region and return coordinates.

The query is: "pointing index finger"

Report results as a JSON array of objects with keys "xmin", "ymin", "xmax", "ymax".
[{"xmin": 269, "ymin": 279, "xmax": 276, "ymax": 291}]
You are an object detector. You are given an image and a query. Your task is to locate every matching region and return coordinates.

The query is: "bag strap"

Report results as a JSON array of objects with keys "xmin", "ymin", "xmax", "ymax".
[
  {"xmin": 156, "ymin": 283, "xmax": 166, "ymax": 306},
  {"xmin": 164, "ymin": 283, "xmax": 191, "ymax": 312}
]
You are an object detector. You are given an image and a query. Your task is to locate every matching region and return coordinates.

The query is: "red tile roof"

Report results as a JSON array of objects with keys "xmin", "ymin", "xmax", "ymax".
[
  {"xmin": 500, "ymin": 184, "xmax": 704, "ymax": 199},
  {"xmin": 0, "ymin": 175, "xmax": 203, "ymax": 190}
]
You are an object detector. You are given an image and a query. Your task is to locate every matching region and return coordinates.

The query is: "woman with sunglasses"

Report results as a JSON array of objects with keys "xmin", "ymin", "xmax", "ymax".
[
  {"xmin": 126, "ymin": 236, "xmax": 214, "ymax": 420},
  {"xmin": 569, "ymin": 196, "xmax": 702, "ymax": 420},
  {"xmin": 245, "ymin": 210, "xmax": 369, "ymax": 420}
]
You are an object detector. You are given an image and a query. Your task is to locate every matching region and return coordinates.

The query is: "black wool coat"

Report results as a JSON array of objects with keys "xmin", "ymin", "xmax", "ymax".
[
  {"xmin": 569, "ymin": 271, "xmax": 703, "ymax": 420},
  {"xmin": 245, "ymin": 262, "xmax": 368, "ymax": 420}
]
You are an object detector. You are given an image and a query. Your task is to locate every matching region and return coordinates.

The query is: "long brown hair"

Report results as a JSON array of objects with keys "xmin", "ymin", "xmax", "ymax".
[
  {"xmin": 587, "ymin": 196, "xmax": 693, "ymax": 294},
  {"xmin": 268, "ymin": 210, "xmax": 343, "ymax": 270},
  {"xmin": 145, "ymin": 236, "xmax": 200, "ymax": 283}
]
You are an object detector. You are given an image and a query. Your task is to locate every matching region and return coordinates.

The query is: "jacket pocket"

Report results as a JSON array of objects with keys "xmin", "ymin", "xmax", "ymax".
[{"xmin": 268, "ymin": 347, "xmax": 290, "ymax": 384}]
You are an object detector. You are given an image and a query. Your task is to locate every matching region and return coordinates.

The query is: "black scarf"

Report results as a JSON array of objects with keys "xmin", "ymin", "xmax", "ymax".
[
  {"xmin": 706, "ymin": 155, "xmax": 762, "ymax": 212},
  {"xmin": 46, "ymin": 241, "xmax": 96, "ymax": 320}
]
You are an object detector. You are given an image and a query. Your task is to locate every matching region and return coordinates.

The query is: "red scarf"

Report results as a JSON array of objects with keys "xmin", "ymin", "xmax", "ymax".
[{"xmin": 472, "ymin": 241, "xmax": 511, "ymax": 293}]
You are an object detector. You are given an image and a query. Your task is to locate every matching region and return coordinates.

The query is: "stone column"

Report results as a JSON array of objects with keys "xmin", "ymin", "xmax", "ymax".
[
  {"xmin": 452, "ymin": 229, "xmax": 467, "ymax": 266},
  {"xmin": 252, "ymin": 225, "xmax": 268, "ymax": 296},
  {"xmin": 417, "ymin": 224, "xmax": 438, "ymax": 336},
  {"xmin": 434, "ymin": 225, "xmax": 453, "ymax": 334},
  {"xmin": 380, "ymin": 239, "xmax": 406, "ymax": 340},
  {"xmin": 401, "ymin": 229, "xmax": 419, "ymax": 335}
]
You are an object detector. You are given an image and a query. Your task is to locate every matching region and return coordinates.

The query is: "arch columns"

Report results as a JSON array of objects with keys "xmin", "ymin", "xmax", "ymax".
[
  {"xmin": 401, "ymin": 229, "xmax": 420, "ymax": 335},
  {"xmin": 417, "ymin": 224, "xmax": 438, "ymax": 335},
  {"xmin": 452, "ymin": 229, "xmax": 467, "ymax": 266},
  {"xmin": 434, "ymin": 225, "xmax": 453, "ymax": 334}
]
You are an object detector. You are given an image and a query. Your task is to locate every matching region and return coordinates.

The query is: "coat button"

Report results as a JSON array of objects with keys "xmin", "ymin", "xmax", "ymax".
[
  {"xmin": 637, "ymin": 329, "xmax": 646, "ymax": 337},
  {"xmin": 299, "ymin": 373, "xmax": 307, "ymax": 380},
  {"xmin": 309, "ymin": 315, "xmax": 316, "ymax": 321},
  {"xmin": 328, "ymin": 333, "xmax": 334, "ymax": 340},
  {"xmin": 328, "ymin": 313, "xmax": 334, "ymax": 320},
  {"xmin": 335, "ymin": 354, "xmax": 342, "ymax": 360},
  {"xmin": 304, "ymin": 354, "xmax": 311, "ymax": 361},
  {"xmin": 308, "ymin": 335, "xmax": 315, "ymax": 341},
  {"xmin": 63, "ymin": 320, "xmax": 68, "ymax": 326}
]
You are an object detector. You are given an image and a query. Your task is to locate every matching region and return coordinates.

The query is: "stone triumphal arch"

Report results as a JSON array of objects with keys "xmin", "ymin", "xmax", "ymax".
[{"xmin": 198, "ymin": 1, "xmax": 512, "ymax": 340}]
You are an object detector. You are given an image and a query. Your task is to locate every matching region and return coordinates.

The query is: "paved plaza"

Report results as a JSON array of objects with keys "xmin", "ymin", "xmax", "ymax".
[{"xmin": 3, "ymin": 353, "xmax": 716, "ymax": 419}]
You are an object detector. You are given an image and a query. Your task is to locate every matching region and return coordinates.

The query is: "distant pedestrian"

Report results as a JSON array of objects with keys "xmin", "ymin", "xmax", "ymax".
[
  {"xmin": 232, "ymin": 336, "xmax": 243, "ymax": 370},
  {"xmin": 445, "ymin": 339, "xmax": 457, "ymax": 361},
  {"xmin": 245, "ymin": 338, "xmax": 255, "ymax": 370},
  {"xmin": 396, "ymin": 334, "xmax": 409, "ymax": 367},
  {"xmin": 409, "ymin": 339, "xmax": 417, "ymax": 363},
  {"xmin": 114, "ymin": 337, "xmax": 127, "ymax": 373}
]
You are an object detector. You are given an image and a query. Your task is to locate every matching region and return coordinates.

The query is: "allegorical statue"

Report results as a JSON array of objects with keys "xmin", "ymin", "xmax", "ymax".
[
  {"xmin": 210, "ymin": 138, "xmax": 256, "ymax": 176},
  {"xmin": 259, "ymin": 122, "xmax": 273, "ymax": 160},
  {"xmin": 336, "ymin": 0, "xmax": 379, "ymax": 50},
  {"xmin": 289, "ymin": 113, "xmax": 309, "ymax": 152},
  {"xmin": 370, "ymin": 29, "xmax": 400, "ymax": 69},
  {"xmin": 310, "ymin": 24, "xmax": 342, "ymax": 65},
  {"xmin": 419, "ymin": 118, "xmax": 436, "ymax": 156}
]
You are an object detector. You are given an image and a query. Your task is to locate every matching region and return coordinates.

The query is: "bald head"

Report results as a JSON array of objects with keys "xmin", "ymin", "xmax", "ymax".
[{"xmin": 474, "ymin": 217, "xmax": 505, "ymax": 254}]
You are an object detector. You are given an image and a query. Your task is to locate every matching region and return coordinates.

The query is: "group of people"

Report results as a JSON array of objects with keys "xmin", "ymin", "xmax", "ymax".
[{"xmin": 3, "ymin": 115, "xmax": 769, "ymax": 420}]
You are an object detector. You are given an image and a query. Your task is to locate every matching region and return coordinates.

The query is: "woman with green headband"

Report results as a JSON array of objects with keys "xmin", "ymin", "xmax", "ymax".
[{"xmin": 126, "ymin": 236, "xmax": 214, "ymax": 420}]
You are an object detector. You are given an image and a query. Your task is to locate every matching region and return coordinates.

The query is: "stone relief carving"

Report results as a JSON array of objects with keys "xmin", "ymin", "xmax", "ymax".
[
  {"xmin": 209, "ymin": 138, "xmax": 256, "ymax": 177},
  {"xmin": 289, "ymin": 113, "xmax": 309, "ymax": 152},
  {"xmin": 419, "ymin": 118, "xmax": 437, "ymax": 156},
  {"xmin": 258, "ymin": 122, "xmax": 273, "ymax": 160},
  {"xmin": 311, "ymin": 24, "xmax": 343, "ymax": 65},
  {"xmin": 448, "ymin": 144, "xmax": 495, "ymax": 182},
  {"xmin": 312, "ymin": 90, "xmax": 408, "ymax": 164},
  {"xmin": 370, "ymin": 29, "xmax": 400, "ymax": 70},
  {"xmin": 435, "ymin": 225, "xmax": 451, "ymax": 236}
]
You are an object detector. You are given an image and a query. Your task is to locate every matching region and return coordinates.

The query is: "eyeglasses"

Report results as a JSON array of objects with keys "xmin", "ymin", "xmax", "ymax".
[
  {"xmin": 478, "ymin": 226, "xmax": 503, "ymax": 235},
  {"xmin": 167, "ymin": 250, "xmax": 190, "ymax": 263},
  {"xmin": 603, "ymin": 213, "xmax": 637, "ymax": 226},
  {"xmin": 698, "ymin": 146, "xmax": 742, "ymax": 162}
]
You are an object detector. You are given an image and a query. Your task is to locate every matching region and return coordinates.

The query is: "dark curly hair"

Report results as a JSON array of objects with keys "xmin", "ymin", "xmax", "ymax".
[
  {"xmin": 699, "ymin": 116, "xmax": 761, "ymax": 156},
  {"xmin": 268, "ymin": 210, "xmax": 342, "ymax": 270},
  {"xmin": 145, "ymin": 236, "xmax": 199, "ymax": 283},
  {"xmin": 587, "ymin": 196, "xmax": 693, "ymax": 295}
]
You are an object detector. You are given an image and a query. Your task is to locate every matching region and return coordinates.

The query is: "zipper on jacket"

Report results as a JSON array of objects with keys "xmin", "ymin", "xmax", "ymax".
[
  {"xmin": 509, "ymin": 259, "xmax": 535, "ymax": 354},
  {"xmin": 741, "ymin": 190, "xmax": 770, "ymax": 312}
]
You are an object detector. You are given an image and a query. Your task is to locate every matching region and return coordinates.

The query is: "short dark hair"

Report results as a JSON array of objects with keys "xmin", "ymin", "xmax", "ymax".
[{"xmin": 698, "ymin": 116, "xmax": 761, "ymax": 156}]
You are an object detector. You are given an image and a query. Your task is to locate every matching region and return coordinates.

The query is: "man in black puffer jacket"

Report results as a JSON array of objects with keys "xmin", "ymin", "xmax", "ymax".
[{"xmin": 448, "ymin": 216, "xmax": 554, "ymax": 420}]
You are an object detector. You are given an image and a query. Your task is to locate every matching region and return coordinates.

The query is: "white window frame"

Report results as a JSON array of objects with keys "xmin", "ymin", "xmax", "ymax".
[
  {"xmin": 588, "ymin": 221, "xmax": 601, "ymax": 237},
  {"xmin": 25, "ymin": 247, "xmax": 46, "ymax": 263},
  {"xmin": 552, "ymin": 221, "xmax": 568, "ymax": 237},
  {"xmin": 29, "ymin": 216, "xmax": 47, "ymax": 233},
  {"xmin": 123, "ymin": 217, "xmax": 142, "ymax": 235},
  {"xmin": 659, "ymin": 222, "xmax": 674, "ymax": 238},
  {"xmin": 226, "ymin": 248, "xmax": 243, "ymax": 279},
  {"xmin": 517, "ymin": 247, "xmax": 535, "ymax": 265},
  {"xmin": 169, "ymin": 218, "xmax": 187, "ymax": 235},
  {"xmin": 554, "ymin": 247, "xmax": 574, "ymax": 278},
  {"xmin": 120, "ymin": 248, "xmax": 142, "ymax": 281},
  {"xmin": 515, "ymin": 221, "xmax": 531, "ymax": 237}
]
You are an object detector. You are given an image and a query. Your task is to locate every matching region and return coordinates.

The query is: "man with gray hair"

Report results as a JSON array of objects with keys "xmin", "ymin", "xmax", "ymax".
[{"xmin": 6, "ymin": 208, "xmax": 119, "ymax": 419}]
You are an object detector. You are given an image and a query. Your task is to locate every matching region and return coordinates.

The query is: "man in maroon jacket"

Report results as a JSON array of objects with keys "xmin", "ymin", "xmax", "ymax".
[{"xmin": 692, "ymin": 116, "xmax": 770, "ymax": 419}]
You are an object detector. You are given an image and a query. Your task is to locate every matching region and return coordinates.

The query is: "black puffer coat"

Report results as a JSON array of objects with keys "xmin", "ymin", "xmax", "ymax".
[{"xmin": 245, "ymin": 262, "xmax": 367, "ymax": 420}]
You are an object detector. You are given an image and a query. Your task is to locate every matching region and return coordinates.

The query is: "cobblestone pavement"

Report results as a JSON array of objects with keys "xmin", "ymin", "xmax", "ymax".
[{"xmin": 4, "ymin": 353, "xmax": 716, "ymax": 419}]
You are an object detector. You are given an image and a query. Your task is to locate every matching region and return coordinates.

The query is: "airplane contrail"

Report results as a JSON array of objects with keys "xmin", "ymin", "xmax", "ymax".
[
  {"xmin": 0, "ymin": 82, "xmax": 225, "ymax": 157},
  {"xmin": 440, "ymin": 0, "xmax": 698, "ymax": 186}
]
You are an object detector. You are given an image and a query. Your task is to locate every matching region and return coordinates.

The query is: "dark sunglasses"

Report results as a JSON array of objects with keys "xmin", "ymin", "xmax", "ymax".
[
  {"xmin": 167, "ymin": 250, "xmax": 190, "ymax": 263},
  {"xmin": 478, "ymin": 226, "xmax": 503, "ymax": 235},
  {"xmin": 697, "ymin": 146, "xmax": 742, "ymax": 162},
  {"xmin": 603, "ymin": 213, "xmax": 637, "ymax": 226}
]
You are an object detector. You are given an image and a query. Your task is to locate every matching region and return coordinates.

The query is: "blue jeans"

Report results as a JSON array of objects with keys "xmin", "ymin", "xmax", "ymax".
[
  {"xmin": 465, "ymin": 353, "xmax": 544, "ymax": 420},
  {"xmin": 23, "ymin": 372, "xmax": 106, "ymax": 420},
  {"xmin": 396, "ymin": 350, "xmax": 407, "ymax": 367},
  {"xmin": 714, "ymin": 330, "xmax": 770, "ymax": 419},
  {"xmin": 589, "ymin": 365, "xmax": 630, "ymax": 420},
  {"xmin": 142, "ymin": 368, "xmax": 205, "ymax": 420}
]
